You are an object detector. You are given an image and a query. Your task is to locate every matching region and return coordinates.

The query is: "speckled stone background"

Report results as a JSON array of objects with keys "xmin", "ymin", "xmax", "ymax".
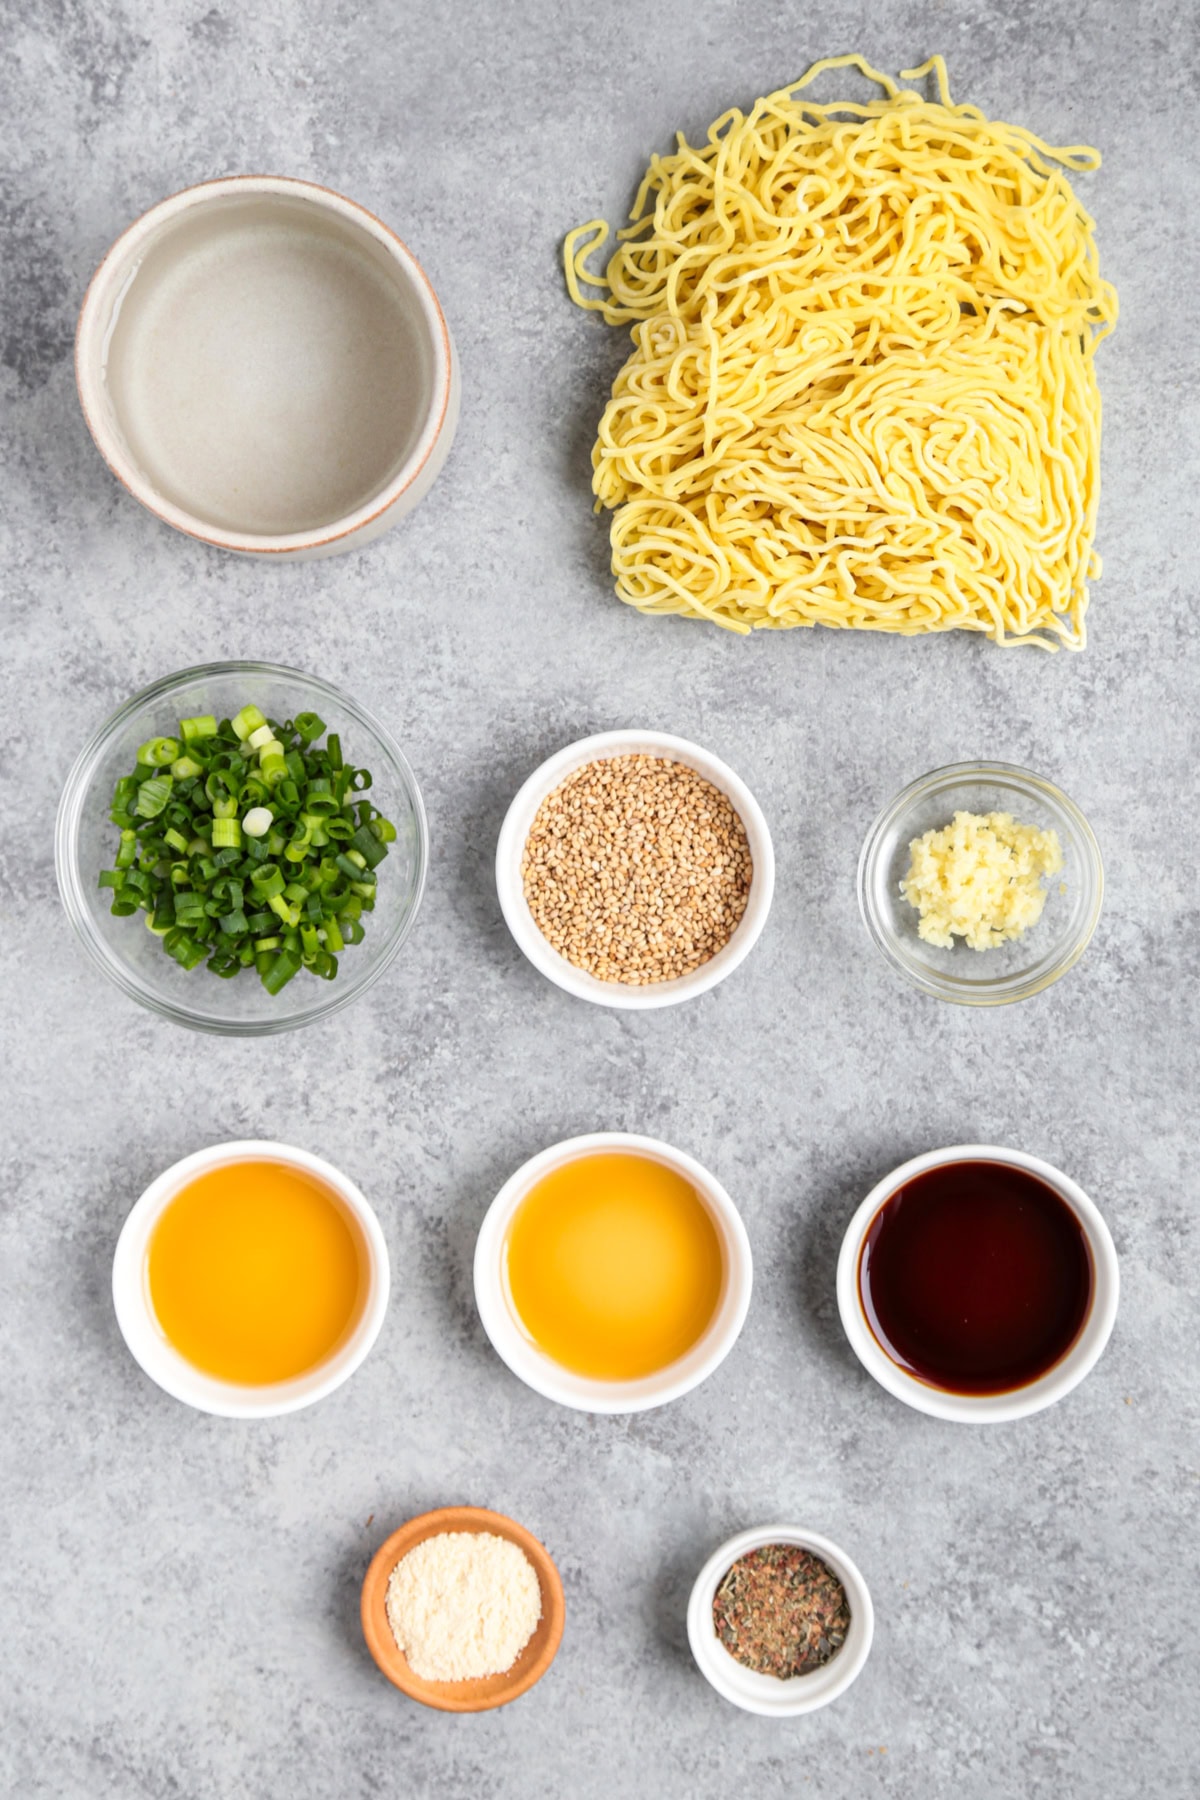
[{"xmin": 2, "ymin": 1, "xmax": 1197, "ymax": 1795}]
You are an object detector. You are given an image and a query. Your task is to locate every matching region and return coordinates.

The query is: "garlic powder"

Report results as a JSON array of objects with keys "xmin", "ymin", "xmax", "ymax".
[{"xmin": 385, "ymin": 1531, "xmax": 542, "ymax": 1682}]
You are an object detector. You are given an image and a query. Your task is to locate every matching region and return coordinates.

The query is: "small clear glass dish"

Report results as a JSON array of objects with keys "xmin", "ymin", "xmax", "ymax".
[
  {"xmin": 55, "ymin": 661, "xmax": 428, "ymax": 1036},
  {"xmin": 857, "ymin": 761, "xmax": 1103, "ymax": 1007}
]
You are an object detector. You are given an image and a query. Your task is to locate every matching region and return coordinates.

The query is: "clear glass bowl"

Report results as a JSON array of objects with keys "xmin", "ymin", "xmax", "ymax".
[
  {"xmin": 857, "ymin": 762, "xmax": 1103, "ymax": 1006},
  {"xmin": 55, "ymin": 661, "xmax": 428, "ymax": 1035}
]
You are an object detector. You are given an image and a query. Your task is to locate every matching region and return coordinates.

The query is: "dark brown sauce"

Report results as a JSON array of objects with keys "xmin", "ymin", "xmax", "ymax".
[{"xmin": 858, "ymin": 1160, "xmax": 1093, "ymax": 1395}]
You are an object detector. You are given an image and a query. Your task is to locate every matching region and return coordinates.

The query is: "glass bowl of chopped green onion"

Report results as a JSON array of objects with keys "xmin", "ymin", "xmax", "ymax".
[
  {"xmin": 857, "ymin": 761, "xmax": 1103, "ymax": 1007},
  {"xmin": 56, "ymin": 662, "xmax": 428, "ymax": 1035}
]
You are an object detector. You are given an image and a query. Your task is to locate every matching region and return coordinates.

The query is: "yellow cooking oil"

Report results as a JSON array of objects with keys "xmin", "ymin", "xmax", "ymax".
[
  {"xmin": 147, "ymin": 1159, "xmax": 366, "ymax": 1384},
  {"xmin": 505, "ymin": 1152, "xmax": 724, "ymax": 1379}
]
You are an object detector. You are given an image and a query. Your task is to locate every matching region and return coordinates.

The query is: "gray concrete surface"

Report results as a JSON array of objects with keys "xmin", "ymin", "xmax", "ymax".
[{"xmin": 2, "ymin": 2, "xmax": 1197, "ymax": 1795}]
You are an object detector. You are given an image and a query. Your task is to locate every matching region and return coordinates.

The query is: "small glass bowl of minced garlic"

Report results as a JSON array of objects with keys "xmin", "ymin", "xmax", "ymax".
[{"xmin": 857, "ymin": 761, "xmax": 1103, "ymax": 1006}]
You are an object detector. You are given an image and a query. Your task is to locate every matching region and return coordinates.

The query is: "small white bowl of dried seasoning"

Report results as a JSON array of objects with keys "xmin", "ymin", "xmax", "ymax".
[
  {"xmin": 687, "ymin": 1525, "xmax": 874, "ymax": 1716},
  {"xmin": 495, "ymin": 730, "xmax": 774, "ymax": 1008}
]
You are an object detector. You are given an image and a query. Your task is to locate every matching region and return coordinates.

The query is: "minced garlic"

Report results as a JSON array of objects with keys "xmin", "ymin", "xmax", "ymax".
[
  {"xmin": 900, "ymin": 811, "xmax": 1063, "ymax": 951},
  {"xmin": 385, "ymin": 1531, "xmax": 541, "ymax": 1682}
]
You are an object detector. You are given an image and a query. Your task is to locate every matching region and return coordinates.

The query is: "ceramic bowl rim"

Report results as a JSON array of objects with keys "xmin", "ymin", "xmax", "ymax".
[
  {"xmin": 75, "ymin": 173, "xmax": 455, "ymax": 554},
  {"xmin": 473, "ymin": 1131, "xmax": 753, "ymax": 1414},
  {"xmin": 856, "ymin": 759, "xmax": 1104, "ymax": 1006},
  {"xmin": 360, "ymin": 1505, "xmax": 566, "ymax": 1712},
  {"xmin": 54, "ymin": 659, "xmax": 429, "ymax": 1036},
  {"xmin": 835, "ymin": 1144, "xmax": 1120, "ymax": 1424},
  {"xmin": 687, "ymin": 1523, "xmax": 874, "ymax": 1716},
  {"xmin": 111, "ymin": 1138, "xmax": 391, "ymax": 1417},
  {"xmin": 495, "ymin": 729, "xmax": 775, "ymax": 1010}
]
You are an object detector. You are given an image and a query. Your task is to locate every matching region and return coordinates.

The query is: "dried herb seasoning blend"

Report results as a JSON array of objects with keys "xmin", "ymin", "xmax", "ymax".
[{"xmin": 712, "ymin": 1543, "xmax": 851, "ymax": 1679}]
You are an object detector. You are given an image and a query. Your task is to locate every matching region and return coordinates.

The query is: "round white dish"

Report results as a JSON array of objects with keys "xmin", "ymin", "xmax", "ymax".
[
  {"xmin": 112, "ymin": 1139, "xmax": 390, "ymax": 1417},
  {"xmin": 687, "ymin": 1524, "xmax": 874, "ymax": 1716},
  {"xmin": 76, "ymin": 176, "xmax": 459, "ymax": 559},
  {"xmin": 836, "ymin": 1145, "xmax": 1119, "ymax": 1424},
  {"xmin": 473, "ymin": 1132, "xmax": 753, "ymax": 1414},
  {"xmin": 495, "ymin": 729, "xmax": 774, "ymax": 1009}
]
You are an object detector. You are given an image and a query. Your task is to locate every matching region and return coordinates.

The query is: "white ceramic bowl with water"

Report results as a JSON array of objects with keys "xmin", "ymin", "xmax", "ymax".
[{"xmin": 76, "ymin": 176, "xmax": 459, "ymax": 558}]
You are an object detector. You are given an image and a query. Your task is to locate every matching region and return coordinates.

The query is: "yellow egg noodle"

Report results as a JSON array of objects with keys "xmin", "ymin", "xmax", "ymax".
[{"xmin": 564, "ymin": 55, "xmax": 1118, "ymax": 646}]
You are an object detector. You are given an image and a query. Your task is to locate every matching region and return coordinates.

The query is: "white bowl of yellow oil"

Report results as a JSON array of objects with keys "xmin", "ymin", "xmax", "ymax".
[
  {"xmin": 112, "ymin": 1140, "xmax": 390, "ymax": 1417},
  {"xmin": 473, "ymin": 1133, "xmax": 753, "ymax": 1413},
  {"xmin": 76, "ymin": 176, "xmax": 459, "ymax": 559}
]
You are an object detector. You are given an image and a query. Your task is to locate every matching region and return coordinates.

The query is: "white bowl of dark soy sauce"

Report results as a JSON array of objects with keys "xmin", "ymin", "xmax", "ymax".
[{"xmin": 836, "ymin": 1146, "xmax": 1119, "ymax": 1424}]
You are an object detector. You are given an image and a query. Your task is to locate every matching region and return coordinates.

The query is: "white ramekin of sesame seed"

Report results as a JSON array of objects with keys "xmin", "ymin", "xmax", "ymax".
[{"xmin": 495, "ymin": 730, "xmax": 775, "ymax": 1009}]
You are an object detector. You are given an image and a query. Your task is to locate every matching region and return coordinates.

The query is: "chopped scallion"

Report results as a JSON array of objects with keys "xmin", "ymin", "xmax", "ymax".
[{"xmin": 99, "ymin": 700, "xmax": 392, "ymax": 994}]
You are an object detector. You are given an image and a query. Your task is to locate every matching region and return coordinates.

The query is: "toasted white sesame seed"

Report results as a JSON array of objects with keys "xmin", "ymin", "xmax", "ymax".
[{"xmin": 521, "ymin": 755, "xmax": 752, "ymax": 984}]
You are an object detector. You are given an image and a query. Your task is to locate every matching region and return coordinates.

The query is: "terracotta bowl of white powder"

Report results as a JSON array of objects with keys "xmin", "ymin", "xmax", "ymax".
[{"xmin": 361, "ymin": 1506, "xmax": 565, "ymax": 1711}]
